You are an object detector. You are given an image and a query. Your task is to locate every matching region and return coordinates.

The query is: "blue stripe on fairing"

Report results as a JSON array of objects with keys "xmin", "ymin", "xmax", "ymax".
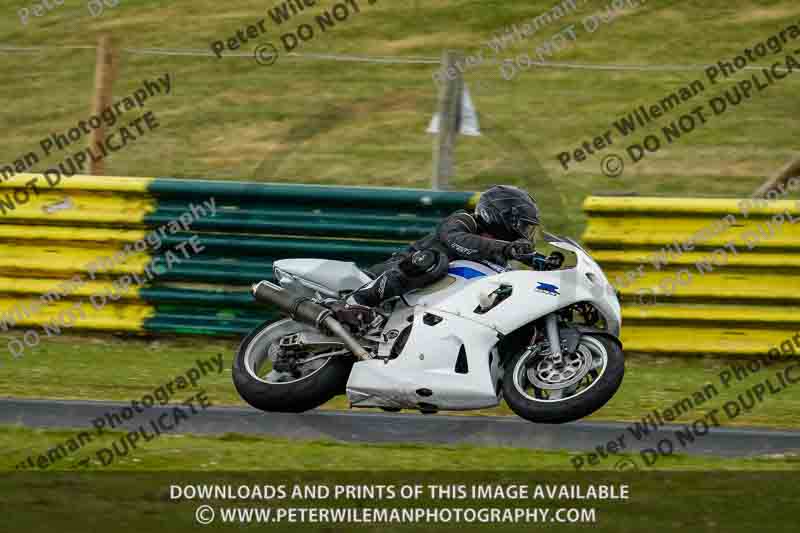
[{"xmin": 448, "ymin": 267, "xmax": 486, "ymax": 279}]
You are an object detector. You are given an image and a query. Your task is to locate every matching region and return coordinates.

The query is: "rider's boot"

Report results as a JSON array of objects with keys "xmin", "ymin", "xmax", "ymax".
[
  {"xmin": 325, "ymin": 269, "xmax": 400, "ymax": 333},
  {"xmin": 327, "ymin": 251, "xmax": 437, "ymax": 333},
  {"xmin": 326, "ymin": 298, "xmax": 379, "ymax": 334}
]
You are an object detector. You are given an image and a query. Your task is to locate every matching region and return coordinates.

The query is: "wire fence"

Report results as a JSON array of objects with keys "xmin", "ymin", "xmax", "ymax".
[
  {"xmin": 0, "ymin": 38, "xmax": 797, "ymax": 237},
  {"xmin": 1, "ymin": 44, "xmax": 793, "ymax": 73}
]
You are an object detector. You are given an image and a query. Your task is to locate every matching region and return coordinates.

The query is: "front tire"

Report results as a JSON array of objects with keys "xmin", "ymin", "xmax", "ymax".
[
  {"xmin": 503, "ymin": 334, "xmax": 624, "ymax": 424},
  {"xmin": 233, "ymin": 319, "xmax": 353, "ymax": 413}
]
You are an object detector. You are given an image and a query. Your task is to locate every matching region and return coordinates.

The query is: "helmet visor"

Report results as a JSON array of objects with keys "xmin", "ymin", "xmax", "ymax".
[{"xmin": 515, "ymin": 217, "xmax": 541, "ymax": 244}]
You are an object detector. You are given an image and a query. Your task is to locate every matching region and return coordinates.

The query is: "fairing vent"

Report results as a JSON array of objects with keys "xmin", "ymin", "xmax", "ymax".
[
  {"xmin": 455, "ymin": 345, "xmax": 469, "ymax": 374},
  {"xmin": 389, "ymin": 325, "xmax": 412, "ymax": 360}
]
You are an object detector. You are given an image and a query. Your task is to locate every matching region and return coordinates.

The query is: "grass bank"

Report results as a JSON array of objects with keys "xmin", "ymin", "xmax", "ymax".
[
  {"xmin": 1, "ymin": 1, "xmax": 798, "ymax": 235},
  {"xmin": 2, "ymin": 332, "xmax": 799, "ymax": 428}
]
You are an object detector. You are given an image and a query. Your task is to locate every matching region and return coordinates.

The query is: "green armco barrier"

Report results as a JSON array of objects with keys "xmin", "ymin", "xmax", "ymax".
[
  {"xmin": 148, "ymin": 179, "xmax": 478, "ymax": 211},
  {"xmin": 158, "ymin": 234, "xmax": 400, "ymax": 260},
  {"xmin": 147, "ymin": 208, "xmax": 442, "ymax": 239},
  {"xmin": 0, "ymin": 174, "xmax": 477, "ymax": 337},
  {"xmin": 139, "ymin": 287, "xmax": 257, "ymax": 306}
]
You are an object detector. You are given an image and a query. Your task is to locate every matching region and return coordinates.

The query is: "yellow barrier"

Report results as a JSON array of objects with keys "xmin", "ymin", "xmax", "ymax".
[
  {"xmin": 0, "ymin": 173, "xmax": 474, "ymax": 338},
  {"xmin": 582, "ymin": 196, "xmax": 800, "ymax": 356}
]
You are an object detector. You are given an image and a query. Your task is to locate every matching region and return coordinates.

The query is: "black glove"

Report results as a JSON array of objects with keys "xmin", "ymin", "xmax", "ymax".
[
  {"xmin": 531, "ymin": 252, "xmax": 565, "ymax": 271},
  {"xmin": 546, "ymin": 251, "xmax": 565, "ymax": 269},
  {"xmin": 504, "ymin": 239, "xmax": 534, "ymax": 260}
]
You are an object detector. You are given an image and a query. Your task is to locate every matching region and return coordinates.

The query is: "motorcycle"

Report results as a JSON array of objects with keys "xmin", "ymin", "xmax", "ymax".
[{"xmin": 233, "ymin": 231, "xmax": 624, "ymax": 424}]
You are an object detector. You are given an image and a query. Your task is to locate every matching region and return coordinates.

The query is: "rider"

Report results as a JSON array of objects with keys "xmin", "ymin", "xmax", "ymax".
[{"xmin": 330, "ymin": 185, "xmax": 543, "ymax": 330}]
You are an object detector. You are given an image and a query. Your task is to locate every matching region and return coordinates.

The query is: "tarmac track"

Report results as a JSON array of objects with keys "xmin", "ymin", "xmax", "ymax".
[{"xmin": 2, "ymin": 398, "xmax": 800, "ymax": 459}]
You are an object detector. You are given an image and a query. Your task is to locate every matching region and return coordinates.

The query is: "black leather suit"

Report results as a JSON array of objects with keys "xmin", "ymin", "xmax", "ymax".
[{"xmin": 349, "ymin": 210, "xmax": 512, "ymax": 307}]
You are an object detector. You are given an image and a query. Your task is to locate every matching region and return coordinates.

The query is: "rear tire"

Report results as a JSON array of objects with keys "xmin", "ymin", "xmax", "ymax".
[
  {"xmin": 232, "ymin": 319, "xmax": 353, "ymax": 413},
  {"xmin": 503, "ymin": 334, "xmax": 624, "ymax": 424}
]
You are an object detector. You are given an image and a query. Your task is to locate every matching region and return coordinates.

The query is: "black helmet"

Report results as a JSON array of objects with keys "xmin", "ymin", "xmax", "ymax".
[{"xmin": 474, "ymin": 185, "xmax": 541, "ymax": 242}]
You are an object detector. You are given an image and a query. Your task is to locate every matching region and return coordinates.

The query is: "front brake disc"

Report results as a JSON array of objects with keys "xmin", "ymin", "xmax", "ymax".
[{"xmin": 527, "ymin": 346, "xmax": 593, "ymax": 390}]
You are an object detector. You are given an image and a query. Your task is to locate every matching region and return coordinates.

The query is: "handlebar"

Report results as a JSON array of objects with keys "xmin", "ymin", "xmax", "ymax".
[{"xmin": 517, "ymin": 251, "xmax": 565, "ymax": 271}]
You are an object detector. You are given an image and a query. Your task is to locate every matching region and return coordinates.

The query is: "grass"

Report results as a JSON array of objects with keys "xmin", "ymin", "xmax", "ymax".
[
  {"xmin": 2, "ymin": 425, "xmax": 799, "ymax": 471},
  {"xmin": 1, "ymin": 427, "xmax": 799, "ymax": 531},
  {"xmin": 3, "ymin": 1, "xmax": 800, "ymax": 430},
  {"xmin": 2, "ymin": 4, "xmax": 800, "ymax": 530},
  {"xmin": 2, "ymin": 332, "xmax": 800, "ymax": 429},
  {"xmin": 0, "ymin": 1, "xmax": 798, "ymax": 236}
]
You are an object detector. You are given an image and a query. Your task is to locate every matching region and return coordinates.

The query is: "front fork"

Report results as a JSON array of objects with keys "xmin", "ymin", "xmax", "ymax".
[{"xmin": 545, "ymin": 314, "xmax": 563, "ymax": 366}]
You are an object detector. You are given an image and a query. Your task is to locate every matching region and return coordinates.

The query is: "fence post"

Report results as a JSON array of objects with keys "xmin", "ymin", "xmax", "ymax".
[
  {"xmin": 89, "ymin": 35, "xmax": 118, "ymax": 175},
  {"xmin": 432, "ymin": 50, "xmax": 463, "ymax": 190}
]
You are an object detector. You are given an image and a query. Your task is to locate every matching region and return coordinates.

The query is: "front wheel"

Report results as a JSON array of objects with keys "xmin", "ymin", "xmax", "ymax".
[
  {"xmin": 233, "ymin": 318, "xmax": 354, "ymax": 413},
  {"xmin": 503, "ymin": 334, "xmax": 624, "ymax": 424}
]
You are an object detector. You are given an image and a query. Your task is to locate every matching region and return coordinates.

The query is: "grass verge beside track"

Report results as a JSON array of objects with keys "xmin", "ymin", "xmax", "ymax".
[
  {"xmin": 1, "ymin": 425, "xmax": 799, "ymax": 471},
  {"xmin": 2, "ymin": 332, "xmax": 799, "ymax": 428}
]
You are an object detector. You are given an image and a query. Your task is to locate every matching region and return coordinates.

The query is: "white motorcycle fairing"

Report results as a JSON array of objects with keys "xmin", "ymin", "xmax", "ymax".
[
  {"xmin": 427, "ymin": 243, "xmax": 620, "ymax": 338},
  {"xmin": 345, "ymin": 240, "xmax": 621, "ymax": 411},
  {"xmin": 273, "ymin": 258, "xmax": 373, "ymax": 298}
]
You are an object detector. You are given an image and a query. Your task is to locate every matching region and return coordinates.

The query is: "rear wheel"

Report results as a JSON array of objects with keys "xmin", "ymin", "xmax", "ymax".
[
  {"xmin": 503, "ymin": 334, "xmax": 624, "ymax": 424},
  {"xmin": 232, "ymin": 319, "xmax": 354, "ymax": 413}
]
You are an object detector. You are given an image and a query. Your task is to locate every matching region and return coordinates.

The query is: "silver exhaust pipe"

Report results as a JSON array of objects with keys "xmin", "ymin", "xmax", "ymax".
[{"xmin": 251, "ymin": 281, "xmax": 372, "ymax": 361}]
